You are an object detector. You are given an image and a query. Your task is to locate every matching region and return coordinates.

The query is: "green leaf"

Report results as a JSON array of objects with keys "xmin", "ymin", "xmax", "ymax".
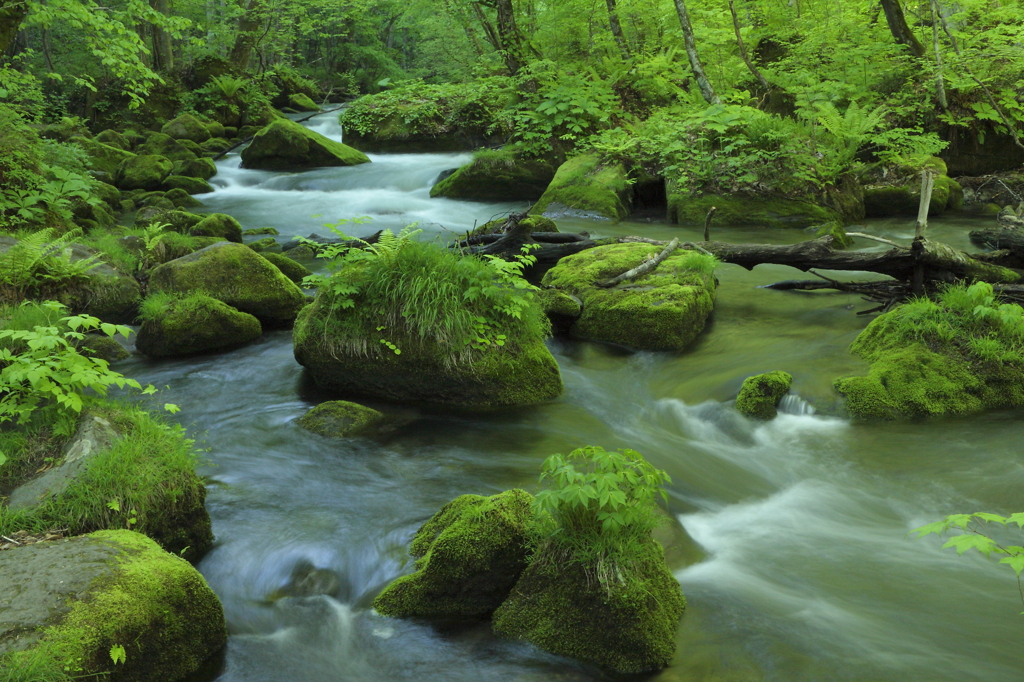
[
  {"xmin": 110, "ymin": 644, "xmax": 126, "ymax": 665},
  {"xmin": 942, "ymin": 534, "xmax": 998, "ymax": 556}
]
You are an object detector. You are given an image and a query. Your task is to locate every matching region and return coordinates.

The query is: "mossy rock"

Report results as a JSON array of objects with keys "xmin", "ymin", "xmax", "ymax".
[
  {"xmin": 78, "ymin": 334, "xmax": 131, "ymax": 362},
  {"xmin": 667, "ymin": 189, "xmax": 837, "ymax": 229},
  {"xmin": 243, "ymin": 226, "xmax": 280, "ymax": 236},
  {"xmin": 72, "ymin": 135, "xmax": 137, "ymax": 175},
  {"xmin": 149, "ymin": 242, "xmax": 307, "ymax": 326},
  {"xmin": 815, "ymin": 221, "xmax": 854, "ymax": 248},
  {"xmin": 465, "ymin": 215, "xmax": 557, "ymax": 239},
  {"xmin": 162, "ymin": 174, "xmax": 215, "ymax": 195},
  {"xmin": 862, "ymin": 156, "xmax": 958, "ymax": 217},
  {"xmin": 161, "ymin": 113, "xmax": 212, "ymax": 143},
  {"xmin": 139, "ymin": 132, "xmax": 199, "ymax": 163},
  {"xmin": 531, "ymin": 154, "xmax": 631, "ymax": 221},
  {"xmin": 71, "ymin": 196, "xmax": 116, "ymax": 228},
  {"xmin": 260, "ymin": 251, "xmax": 311, "ymax": 283},
  {"xmin": 199, "ymin": 137, "xmax": 232, "ymax": 154},
  {"xmin": 430, "ymin": 150, "xmax": 558, "ymax": 202},
  {"xmin": 137, "ymin": 294, "xmax": 262, "ymax": 357},
  {"xmin": 147, "ymin": 232, "xmax": 217, "ymax": 265},
  {"xmin": 0, "ymin": 530, "xmax": 226, "ymax": 681},
  {"xmin": 374, "ymin": 490, "xmax": 533, "ymax": 620},
  {"xmin": 172, "ymin": 156, "xmax": 218, "ymax": 181},
  {"xmin": 164, "ymin": 188, "xmax": 202, "ymax": 208},
  {"xmin": 189, "ymin": 213, "xmax": 242, "ymax": 242},
  {"xmin": 246, "ymin": 236, "xmax": 279, "ymax": 252},
  {"xmin": 50, "ymin": 249, "xmax": 141, "ymax": 323},
  {"xmin": 203, "ymin": 120, "xmax": 226, "ymax": 138},
  {"xmin": 135, "ymin": 208, "xmax": 203, "ymax": 233},
  {"xmin": 492, "ymin": 537, "xmax": 685, "ymax": 674},
  {"xmin": 735, "ymin": 371, "xmax": 792, "ymax": 419},
  {"xmin": 92, "ymin": 181, "xmax": 121, "ymax": 208},
  {"xmin": 541, "ymin": 243, "xmax": 717, "ymax": 351},
  {"xmin": 94, "ymin": 129, "xmax": 132, "ymax": 150},
  {"xmin": 289, "ymin": 93, "xmax": 321, "ymax": 112},
  {"xmin": 537, "ymin": 288, "xmax": 582, "ymax": 334},
  {"xmin": 240, "ymin": 118, "xmax": 370, "ymax": 171},
  {"xmin": 297, "ymin": 400, "xmax": 384, "ymax": 437},
  {"xmin": 114, "ymin": 154, "xmax": 174, "ymax": 192},
  {"xmin": 293, "ymin": 300, "xmax": 562, "ymax": 407}
]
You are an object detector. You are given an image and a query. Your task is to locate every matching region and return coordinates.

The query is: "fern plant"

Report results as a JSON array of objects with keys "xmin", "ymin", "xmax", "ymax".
[{"xmin": 0, "ymin": 228, "xmax": 101, "ymax": 302}]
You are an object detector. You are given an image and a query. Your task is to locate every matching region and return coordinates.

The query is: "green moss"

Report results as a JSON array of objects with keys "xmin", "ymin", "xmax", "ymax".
[
  {"xmin": 0, "ymin": 401, "xmax": 213, "ymax": 561},
  {"xmin": 70, "ymin": 136, "xmax": 136, "ymax": 176},
  {"xmin": 189, "ymin": 213, "xmax": 241, "ymax": 242},
  {"xmin": 161, "ymin": 175, "xmax": 214, "ymax": 195},
  {"xmin": 541, "ymin": 243, "xmax": 717, "ymax": 351},
  {"xmin": 164, "ymin": 188, "xmax": 202, "ymax": 208},
  {"xmin": 531, "ymin": 154, "xmax": 631, "ymax": 221},
  {"xmin": 465, "ymin": 215, "xmax": 557, "ymax": 239},
  {"xmin": 260, "ymin": 251, "xmax": 311, "ymax": 283},
  {"xmin": 297, "ymin": 400, "xmax": 383, "ymax": 437},
  {"xmin": 833, "ymin": 286, "xmax": 1024, "ymax": 419},
  {"xmin": 136, "ymin": 291, "xmax": 262, "ymax": 357},
  {"xmin": 161, "ymin": 114, "xmax": 212, "ymax": 143},
  {"xmin": 815, "ymin": 221, "xmax": 854, "ymax": 248},
  {"xmin": 246, "ymin": 236, "xmax": 278, "ymax": 252},
  {"xmin": 171, "ymin": 157, "xmax": 217, "ymax": 181},
  {"xmin": 735, "ymin": 370, "xmax": 792, "ymax": 419},
  {"xmin": 667, "ymin": 190, "xmax": 837, "ymax": 228},
  {"xmin": 492, "ymin": 537, "xmax": 685, "ymax": 674},
  {"xmin": 94, "ymin": 129, "xmax": 131, "ymax": 151},
  {"xmin": 430, "ymin": 149, "xmax": 557, "ymax": 202},
  {"xmin": 240, "ymin": 118, "xmax": 370, "ymax": 171},
  {"xmin": 862, "ymin": 156, "xmax": 956, "ymax": 217},
  {"xmin": 374, "ymin": 490, "xmax": 533, "ymax": 620},
  {"xmin": 114, "ymin": 155, "xmax": 173, "ymax": 192},
  {"xmin": 0, "ymin": 530, "xmax": 226, "ymax": 682},
  {"xmin": 77, "ymin": 334, "xmax": 130, "ymax": 363},
  {"xmin": 288, "ymin": 93, "xmax": 320, "ymax": 112},
  {"xmin": 138, "ymin": 133, "xmax": 199, "ymax": 163},
  {"xmin": 243, "ymin": 227, "xmax": 279, "ymax": 236},
  {"xmin": 199, "ymin": 138, "xmax": 232, "ymax": 154},
  {"xmin": 91, "ymin": 181, "xmax": 121, "ymax": 208}
]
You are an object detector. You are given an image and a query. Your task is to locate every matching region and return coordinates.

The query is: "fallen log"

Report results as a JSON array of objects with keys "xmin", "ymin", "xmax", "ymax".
[{"xmin": 970, "ymin": 226, "xmax": 1024, "ymax": 253}]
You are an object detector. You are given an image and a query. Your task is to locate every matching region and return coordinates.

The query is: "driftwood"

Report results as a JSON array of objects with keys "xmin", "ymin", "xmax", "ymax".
[
  {"xmin": 970, "ymin": 227, "xmax": 1024, "ymax": 253},
  {"xmin": 597, "ymin": 238, "xmax": 680, "ymax": 288}
]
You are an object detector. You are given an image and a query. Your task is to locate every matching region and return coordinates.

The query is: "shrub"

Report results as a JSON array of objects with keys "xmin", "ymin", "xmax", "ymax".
[{"xmin": 0, "ymin": 228, "xmax": 102, "ymax": 303}]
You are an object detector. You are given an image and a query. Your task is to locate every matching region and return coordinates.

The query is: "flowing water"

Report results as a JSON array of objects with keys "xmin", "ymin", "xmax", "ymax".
[{"xmin": 124, "ymin": 112, "xmax": 1024, "ymax": 681}]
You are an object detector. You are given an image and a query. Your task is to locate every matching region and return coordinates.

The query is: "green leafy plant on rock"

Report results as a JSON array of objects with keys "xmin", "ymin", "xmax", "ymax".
[{"xmin": 0, "ymin": 228, "xmax": 101, "ymax": 303}]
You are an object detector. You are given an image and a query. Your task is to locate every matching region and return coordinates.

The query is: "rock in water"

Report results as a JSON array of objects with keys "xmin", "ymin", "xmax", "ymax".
[
  {"xmin": 541, "ymin": 242, "xmax": 716, "ymax": 351},
  {"xmin": 298, "ymin": 400, "xmax": 384, "ymax": 437},
  {"xmin": 114, "ymin": 154, "xmax": 174, "ymax": 191},
  {"xmin": 430, "ymin": 150, "xmax": 557, "ymax": 202},
  {"xmin": 0, "ymin": 530, "xmax": 226, "ymax": 681},
  {"xmin": 531, "ymin": 154, "xmax": 632, "ymax": 221},
  {"xmin": 148, "ymin": 242, "xmax": 307, "ymax": 326},
  {"xmin": 735, "ymin": 371, "xmax": 793, "ymax": 419},
  {"xmin": 492, "ymin": 537, "xmax": 686, "ymax": 674},
  {"xmin": 137, "ymin": 294, "xmax": 262, "ymax": 357},
  {"xmin": 374, "ymin": 490, "xmax": 533, "ymax": 620},
  {"xmin": 240, "ymin": 118, "xmax": 370, "ymax": 171},
  {"xmin": 189, "ymin": 212, "xmax": 243, "ymax": 242}
]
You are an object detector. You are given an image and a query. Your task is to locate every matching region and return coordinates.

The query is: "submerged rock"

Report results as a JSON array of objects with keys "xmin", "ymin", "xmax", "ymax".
[
  {"xmin": 541, "ymin": 242, "xmax": 716, "ymax": 351},
  {"xmin": 0, "ymin": 530, "xmax": 226, "ymax": 681},
  {"xmin": 735, "ymin": 371, "xmax": 793, "ymax": 419},
  {"xmin": 148, "ymin": 241, "xmax": 307, "ymax": 326},
  {"xmin": 298, "ymin": 400, "xmax": 384, "ymax": 437},
  {"xmin": 269, "ymin": 561, "xmax": 342, "ymax": 600},
  {"xmin": 430, "ymin": 150, "xmax": 557, "ymax": 202},
  {"xmin": 531, "ymin": 154, "xmax": 632, "ymax": 221},
  {"xmin": 137, "ymin": 294, "xmax": 262, "ymax": 357},
  {"xmin": 492, "ymin": 537, "xmax": 685, "ymax": 674},
  {"xmin": 240, "ymin": 118, "xmax": 370, "ymax": 171},
  {"xmin": 374, "ymin": 490, "xmax": 533, "ymax": 620}
]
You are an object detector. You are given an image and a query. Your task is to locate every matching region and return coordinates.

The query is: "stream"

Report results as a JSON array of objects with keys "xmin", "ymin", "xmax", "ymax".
[{"xmin": 121, "ymin": 112, "xmax": 1024, "ymax": 682}]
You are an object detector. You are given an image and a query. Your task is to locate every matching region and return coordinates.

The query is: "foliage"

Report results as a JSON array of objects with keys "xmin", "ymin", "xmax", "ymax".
[
  {"xmin": 0, "ymin": 228, "xmax": 101, "ymax": 302},
  {"xmin": 0, "ymin": 301, "xmax": 152, "ymax": 425},
  {"xmin": 532, "ymin": 445, "xmax": 670, "ymax": 585}
]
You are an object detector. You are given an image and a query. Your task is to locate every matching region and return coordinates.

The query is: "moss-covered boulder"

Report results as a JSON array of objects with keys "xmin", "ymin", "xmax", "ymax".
[
  {"xmin": 541, "ymin": 243, "xmax": 717, "ymax": 351},
  {"xmin": 833, "ymin": 284, "xmax": 1024, "ymax": 420},
  {"xmin": 492, "ymin": 536, "xmax": 685, "ymax": 673},
  {"xmin": 137, "ymin": 293, "xmax": 262, "ymax": 357},
  {"xmin": 537, "ymin": 288, "xmax": 582, "ymax": 335},
  {"xmin": 531, "ymin": 154, "xmax": 631, "ymax": 221},
  {"xmin": 164, "ymin": 187, "xmax": 203, "ymax": 208},
  {"xmin": 94, "ymin": 129, "xmax": 132, "ymax": 150},
  {"xmin": 0, "ymin": 530, "xmax": 226, "ymax": 681},
  {"xmin": 430, "ymin": 150, "xmax": 558, "ymax": 202},
  {"xmin": 374, "ymin": 490, "xmax": 533, "ymax": 620},
  {"xmin": 57, "ymin": 253, "xmax": 142, "ymax": 324},
  {"xmin": 172, "ymin": 156, "xmax": 218, "ymax": 181},
  {"xmin": 240, "ymin": 118, "xmax": 370, "ymax": 171},
  {"xmin": 114, "ymin": 154, "xmax": 174, "ymax": 192},
  {"xmin": 189, "ymin": 213, "xmax": 242, "ymax": 242},
  {"xmin": 243, "ymin": 226, "xmax": 280, "ymax": 236},
  {"xmin": 149, "ymin": 241, "xmax": 307, "ymax": 326},
  {"xmin": 161, "ymin": 113, "xmax": 212, "ymax": 143},
  {"xmin": 162, "ymin": 174, "xmax": 215, "ymax": 195},
  {"xmin": 289, "ymin": 93, "xmax": 320, "ymax": 112},
  {"xmin": 246, "ymin": 236, "xmax": 278, "ymax": 252},
  {"xmin": 199, "ymin": 137, "xmax": 232, "ymax": 154},
  {"xmin": 862, "ymin": 156, "xmax": 961, "ymax": 217},
  {"xmin": 92, "ymin": 181, "xmax": 121, "ymax": 208},
  {"xmin": 735, "ymin": 371, "xmax": 792, "ymax": 419},
  {"xmin": 72, "ymin": 136, "xmax": 136, "ymax": 175},
  {"xmin": 260, "ymin": 251, "xmax": 311, "ymax": 283},
  {"xmin": 139, "ymin": 132, "xmax": 199, "ymax": 163},
  {"xmin": 135, "ymin": 208, "xmax": 203, "ymax": 233},
  {"xmin": 297, "ymin": 400, "xmax": 384, "ymax": 437},
  {"xmin": 78, "ymin": 333, "xmax": 131, "ymax": 363},
  {"xmin": 667, "ymin": 188, "xmax": 838, "ymax": 228},
  {"xmin": 466, "ymin": 214, "xmax": 558, "ymax": 239}
]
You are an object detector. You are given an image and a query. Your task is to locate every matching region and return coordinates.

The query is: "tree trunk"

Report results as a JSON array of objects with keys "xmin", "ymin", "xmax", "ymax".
[
  {"xmin": 153, "ymin": 0, "xmax": 174, "ymax": 71},
  {"xmin": 229, "ymin": 0, "xmax": 264, "ymax": 70},
  {"xmin": 728, "ymin": 0, "xmax": 770, "ymax": 92},
  {"xmin": 879, "ymin": 0, "xmax": 925, "ymax": 57},
  {"xmin": 672, "ymin": 0, "xmax": 721, "ymax": 105},
  {"xmin": 492, "ymin": 0, "xmax": 525, "ymax": 76},
  {"xmin": 0, "ymin": 0, "xmax": 29, "ymax": 56},
  {"xmin": 605, "ymin": 0, "xmax": 631, "ymax": 60}
]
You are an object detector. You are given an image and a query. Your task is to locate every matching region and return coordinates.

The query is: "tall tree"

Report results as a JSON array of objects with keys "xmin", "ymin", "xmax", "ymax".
[
  {"xmin": 0, "ymin": 0, "xmax": 30, "ymax": 55},
  {"xmin": 229, "ymin": 0, "xmax": 265, "ymax": 69},
  {"xmin": 879, "ymin": 0, "xmax": 925, "ymax": 57},
  {"xmin": 728, "ymin": 0, "xmax": 770, "ymax": 92},
  {"xmin": 152, "ymin": 0, "xmax": 174, "ymax": 71},
  {"xmin": 672, "ymin": 0, "xmax": 720, "ymax": 104},
  {"xmin": 474, "ymin": 0, "xmax": 526, "ymax": 76},
  {"xmin": 605, "ymin": 0, "xmax": 630, "ymax": 60}
]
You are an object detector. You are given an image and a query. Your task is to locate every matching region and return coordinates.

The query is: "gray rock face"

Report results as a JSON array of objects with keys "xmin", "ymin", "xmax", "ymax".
[{"xmin": 7, "ymin": 413, "xmax": 121, "ymax": 511}]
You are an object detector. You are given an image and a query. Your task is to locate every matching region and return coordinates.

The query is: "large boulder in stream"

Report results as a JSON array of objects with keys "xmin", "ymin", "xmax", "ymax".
[
  {"xmin": 240, "ymin": 118, "xmax": 370, "ymax": 171},
  {"xmin": 493, "ymin": 536, "xmax": 686, "ymax": 674},
  {"xmin": 148, "ymin": 241, "xmax": 307, "ymax": 326},
  {"xmin": 735, "ymin": 371, "xmax": 793, "ymax": 419},
  {"xmin": 541, "ymin": 242, "xmax": 717, "ymax": 351},
  {"xmin": 0, "ymin": 530, "xmax": 226, "ymax": 681},
  {"xmin": 374, "ymin": 490, "xmax": 533, "ymax": 620},
  {"xmin": 667, "ymin": 186, "xmax": 839, "ymax": 228},
  {"xmin": 430, "ymin": 149, "xmax": 557, "ymax": 202},
  {"xmin": 136, "ymin": 292, "xmax": 262, "ymax": 357},
  {"xmin": 298, "ymin": 400, "xmax": 384, "ymax": 438},
  {"xmin": 189, "ymin": 212, "xmax": 242, "ymax": 242},
  {"xmin": 531, "ymin": 153, "xmax": 632, "ymax": 221},
  {"xmin": 139, "ymin": 132, "xmax": 200, "ymax": 163},
  {"xmin": 862, "ymin": 156, "xmax": 962, "ymax": 217}
]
